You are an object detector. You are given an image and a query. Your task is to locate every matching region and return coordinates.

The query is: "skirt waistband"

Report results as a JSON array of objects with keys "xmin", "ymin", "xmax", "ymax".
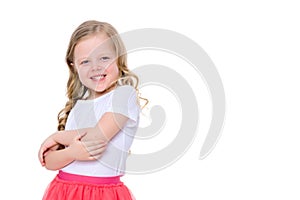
[{"xmin": 58, "ymin": 170, "xmax": 121, "ymax": 185}]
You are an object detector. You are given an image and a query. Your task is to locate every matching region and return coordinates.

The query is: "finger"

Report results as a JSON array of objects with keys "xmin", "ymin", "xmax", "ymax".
[
  {"xmin": 39, "ymin": 155, "xmax": 44, "ymax": 165},
  {"xmin": 38, "ymin": 150, "xmax": 42, "ymax": 164},
  {"xmin": 88, "ymin": 154, "xmax": 102, "ymax": 160},
  {"xmin": 85, "ymin": 154, "xmax": 100, "ymax": 160},
  {"xmin": 74, "ymin": 132, "xmax": 87, "ymax": 141},
  {"xmin": 88, "ymin": 146, "xmax": 106, "ymax": 156},
  {"xmin": 84, "ymin": 143, "xmax": 107, "ymax": 152},
  {"xmin": 38, "ymin": 147, "xmax": 46, "ymax": 165},
  {"xmin": 87, "ymin": 156, "xmax": 97, "ymax": 161},
  {"xmin": 85, "ymin": 141, "xmax": 107, "ymax": 148},
  {"xmin": 79, "ymin": 132, "xmax": 88, "ymax": 139},
  {"xmin": 38, "ymin": 154, "xmax": 45, "ymax": 166},
  {"xmin": 83, "ymin": 139, "xmax": 107, "ymax": 145},
  {"xmin": 82, "ymin": 140, "xmax": 107, "ymax": 148},
  {"xmin": 42, "ymin": 138, "xmax": 59, "ymax": 150}
]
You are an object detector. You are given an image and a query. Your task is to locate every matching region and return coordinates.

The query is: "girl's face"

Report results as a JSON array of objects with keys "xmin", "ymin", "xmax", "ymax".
[{"xmin": 73, "ymin": 33, "xmax": 119, "ymax": 99}]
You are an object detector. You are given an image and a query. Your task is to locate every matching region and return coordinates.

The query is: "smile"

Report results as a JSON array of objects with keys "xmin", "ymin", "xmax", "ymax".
[{"xmin": 90, "ymin": 74, "xmax": 107, "ymax": 81}]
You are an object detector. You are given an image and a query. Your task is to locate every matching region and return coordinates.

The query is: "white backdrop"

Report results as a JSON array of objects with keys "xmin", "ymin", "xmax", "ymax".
[{"xmin": 0, "ymin": 0, "xmax": 299, "ymax": 199}]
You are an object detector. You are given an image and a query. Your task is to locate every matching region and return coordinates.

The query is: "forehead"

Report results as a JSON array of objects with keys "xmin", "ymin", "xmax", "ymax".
[{"xmin": 74, "ymin": 33, "xmax": 115, "ymax": 59}]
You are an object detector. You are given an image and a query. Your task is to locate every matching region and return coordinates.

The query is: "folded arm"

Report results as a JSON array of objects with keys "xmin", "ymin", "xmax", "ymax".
[
  {"xmin": 40, "ymin": 112, "xmax": 129, "ymax": 170},
  {"xmin": 53, "ymin": 112, "xmax": 128, "ymax": 144}
]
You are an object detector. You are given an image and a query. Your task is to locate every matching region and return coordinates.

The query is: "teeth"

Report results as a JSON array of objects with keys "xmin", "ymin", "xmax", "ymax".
[{"xmin": 91, "ymin": 74, "xmax": 105, "ymax": 80}]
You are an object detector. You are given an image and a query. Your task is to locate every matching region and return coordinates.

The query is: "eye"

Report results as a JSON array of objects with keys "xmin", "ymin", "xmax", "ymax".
[
  {"xmin": 100, "ymin": 56, "xmax": 110, "ymax": 62},
  {"xmin": 80, "ymin": 60, "xmax": 89, "ymax": 65}
]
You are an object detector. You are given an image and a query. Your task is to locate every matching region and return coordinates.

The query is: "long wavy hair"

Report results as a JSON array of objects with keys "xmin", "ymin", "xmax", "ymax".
[{"xmin": 57, "ymin": 20, "xmax": 144, "ymax": 131}]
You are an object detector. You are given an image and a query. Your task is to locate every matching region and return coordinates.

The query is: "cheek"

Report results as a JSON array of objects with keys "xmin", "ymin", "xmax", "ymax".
[
  {"xmin": 106, "ymin": 63, "xmax": 120, "ymax": 77},
  {"xmin": 76, "ymin": 68, "xmax": 88, "ymax": 81}
]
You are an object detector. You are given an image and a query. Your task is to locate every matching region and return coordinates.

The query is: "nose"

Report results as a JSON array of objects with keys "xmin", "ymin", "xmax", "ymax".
[{"xmin": 91, "ymin": 60, "xmax": 104, "ymax": 71}]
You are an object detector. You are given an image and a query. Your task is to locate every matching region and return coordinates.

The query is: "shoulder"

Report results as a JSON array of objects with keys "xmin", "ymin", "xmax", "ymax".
[
  {"xmin": 107, "ymin": 85, "xmax": 140, "ymax": 119},
  {"xmin": 115, "ymin": 85, "xmax": 136, "ymax": 93},
  {"xmin": 113, "ymin": 85, "xmax": 137, "ymax": 99}
]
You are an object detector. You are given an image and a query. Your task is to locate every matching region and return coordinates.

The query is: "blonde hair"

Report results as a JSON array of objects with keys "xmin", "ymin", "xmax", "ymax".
[{"xmin": 57, "ymin": 20, "xmax": 144, "ymax": 131}]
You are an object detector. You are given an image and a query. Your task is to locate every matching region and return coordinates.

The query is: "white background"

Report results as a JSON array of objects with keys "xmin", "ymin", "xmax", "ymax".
[{"xmin": 0, "ymin": 0, "xmax": 299, "ymax": 199}]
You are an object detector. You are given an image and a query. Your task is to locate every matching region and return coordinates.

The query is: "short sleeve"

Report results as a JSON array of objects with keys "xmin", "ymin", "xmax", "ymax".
[{"xmin": 106, "ymin": 85, "xmax": 140, "ymax": 125}]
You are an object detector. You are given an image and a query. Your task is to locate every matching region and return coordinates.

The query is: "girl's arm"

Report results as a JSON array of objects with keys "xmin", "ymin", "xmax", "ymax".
[
  {"xmin": 39, "ymin": 112, "xmax": 128, "ymax": 168},
  {"xmin": 43, "ymin": 133, "xmax": 106, "ymax": 170},
  {"xmin": 43, "ymin": 146, "xmax": 74, "ymax": 170},
  {"xmin": 52, "ymin": 112, "xmax": 129, "ymax": 144}
]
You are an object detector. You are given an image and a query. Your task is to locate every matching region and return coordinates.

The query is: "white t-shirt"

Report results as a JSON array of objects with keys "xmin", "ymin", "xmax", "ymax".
[{"xmin": 61, "ymin": 85, "xmax": 140, "ymax": 177}]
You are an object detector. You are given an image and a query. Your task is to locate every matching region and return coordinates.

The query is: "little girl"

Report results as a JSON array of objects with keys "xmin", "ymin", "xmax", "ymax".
[{"xmin": 38, "ymin": 20, "xmax": 142, "ymax": 200}]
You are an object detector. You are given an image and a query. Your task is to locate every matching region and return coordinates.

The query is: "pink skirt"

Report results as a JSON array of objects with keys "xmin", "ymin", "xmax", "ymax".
[{"xmin": 42, "ymin": 171, "xmax": 135, "ymax": 200}]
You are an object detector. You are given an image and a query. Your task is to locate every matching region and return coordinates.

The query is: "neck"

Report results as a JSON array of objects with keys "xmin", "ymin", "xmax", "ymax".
[{"xmin": 87, "ymin": 83, "xmax": 117, "ymax": 100}]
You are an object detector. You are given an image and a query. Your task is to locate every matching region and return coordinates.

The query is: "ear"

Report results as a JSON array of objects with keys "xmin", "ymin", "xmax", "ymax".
[
  {"xmin": 70, "ymin": 62, "xmax": 78, "ymax": 72},
  {"xmin": 119, "ymin": 70, "xmax": 125, "ymax": 77}
]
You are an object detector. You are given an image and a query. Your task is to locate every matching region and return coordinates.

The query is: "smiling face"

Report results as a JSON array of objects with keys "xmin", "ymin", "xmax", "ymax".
[{"xmin": 73, "ymin": 33, "xmax": 120, "ymax": 99}]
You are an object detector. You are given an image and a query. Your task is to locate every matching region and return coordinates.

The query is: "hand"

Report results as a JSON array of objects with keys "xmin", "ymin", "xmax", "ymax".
[
  {"xmin": 38, "ymin": 135, "xmax": 60, "ymax": 166},
  {"xmin": 68, "ymin": 133, "xmax": 107, "ymax": 161}
]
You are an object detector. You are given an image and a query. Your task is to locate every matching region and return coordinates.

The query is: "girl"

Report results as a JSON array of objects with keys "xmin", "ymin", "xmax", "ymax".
[{"xmin": 38, "ymin": 20, "xmax": 143, "ymax": 200}]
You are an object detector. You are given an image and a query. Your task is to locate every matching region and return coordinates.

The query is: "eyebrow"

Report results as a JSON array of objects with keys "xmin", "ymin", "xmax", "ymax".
[{"xmin": 75, "ymin": 52, "xmax": 116, "ymax": 63}]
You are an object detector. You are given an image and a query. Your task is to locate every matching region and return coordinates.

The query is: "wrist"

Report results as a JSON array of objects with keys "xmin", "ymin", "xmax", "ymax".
[
  {"xmin": 65, "ymin": 147, "xmax": 76, "ymax": 161},
  {"xmin": 51, "ymin": 131, "xmax": 60, "ymax": 142},
  {"xmin": 51, "ymin": 130, "xmax": 71, "ymax": 146}
]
